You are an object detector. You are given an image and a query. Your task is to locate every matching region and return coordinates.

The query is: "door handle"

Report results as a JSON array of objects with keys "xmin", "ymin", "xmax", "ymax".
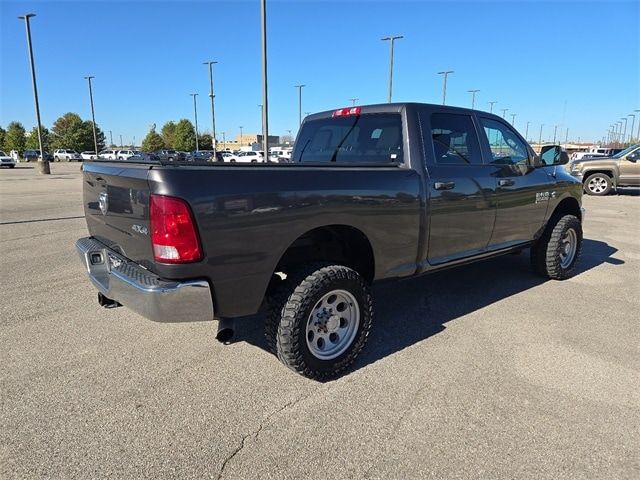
[
  {"xmin": 434, "ymin": 181, "xmax": 455, "ymax": 190},
  {"xmin": 498, "ymin": 179, "xmax": 515, "ymax": 187}
]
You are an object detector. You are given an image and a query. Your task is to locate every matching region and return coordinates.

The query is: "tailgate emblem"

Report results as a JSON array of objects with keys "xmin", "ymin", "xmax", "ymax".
[{"xmin": 98, "ymin": 192, "xmax": 109, "ymax": 215}]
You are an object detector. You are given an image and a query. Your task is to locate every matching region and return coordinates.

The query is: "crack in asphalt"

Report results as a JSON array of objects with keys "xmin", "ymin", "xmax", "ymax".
[{"xmin": 217, "ymin": 391, "xmax": 314, "ymax": 479}]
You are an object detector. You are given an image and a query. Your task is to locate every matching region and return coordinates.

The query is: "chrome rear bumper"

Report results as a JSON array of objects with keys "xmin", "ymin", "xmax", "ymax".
[{"xmin": 75, "ymin": 237, "xmax": 214, "ymax": 322}]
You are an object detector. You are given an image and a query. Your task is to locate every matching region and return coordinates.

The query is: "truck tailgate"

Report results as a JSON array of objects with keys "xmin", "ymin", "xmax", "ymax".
[{"xmin": 82, "ymin": 162, "xmax": 155, "ymax": 267}]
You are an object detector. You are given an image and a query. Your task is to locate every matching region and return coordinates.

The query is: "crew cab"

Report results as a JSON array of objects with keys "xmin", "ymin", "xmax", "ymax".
[
  {"xmin": 76, "ymin": 103, "xmax": 584, "ymax": 380},
  {"xmin": 568, "ymin": 143, "xmax": 640, "ymax": 195}
]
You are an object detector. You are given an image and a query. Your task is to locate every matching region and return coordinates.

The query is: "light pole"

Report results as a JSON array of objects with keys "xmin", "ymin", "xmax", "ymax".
[
  {"xmin": 84, "ymin": 76, "xmax": 99, "ymax": 155},
  {"xmin": 349, "ymin": 98, "xmax": 358, "ymax": 106},
  {"xmin": 260, "ymin": 0, "xmax": 269, "ymax": 156},
  {"xmin": 621, "ymin": 117, "xmax": 628, "ymax": 145},
  {"xmin": 109, "ymin": 130, "xmax": 113, "ymax": 147},
  {"xmin": 437, "ymin": 70, "xmax": 454, "ymax": 105},
  {"xmin": 18, "ymin": 13, "xmax": 49, "ymax": 174},
  {"xmin": 190, "ymin": 93, "xmax": 199, "ymax": 151},
  {"xmin": 500, "ymin": 108, "xmax": 508, "ymax": 119},
  {"xmin": 119, "ymin": 134, "xmax": 123, "ymax": 148},
  {"xmin": 203, "ymin": 60, "xmax": 218, "ymax": 150},
  {"xmin": 628, "ymin": 114, "xmax": 636, "ymax": 143},
  {"xmin": 539, "ymin": 124, "xmax": 544, "ymax": 148},
  {"xmin": 525, "ymin": 121, "xmax": 530, "ymax": 141},
  {"xmin": 239, "ymin": 126, "xmax": 243, "ymax": 147},
  {"xmin": 553, "ymin": 125, "xmax": 558, "ymax": 144},
  {"xmin": 510, "ymin": 113, "xmax": 517, "ymax": 127},
  {"xmin": 467, "ymin": 89, "xmax": 479, "ymax": 109},
  {"xmin": 616, "ymin": 121, "xmax": 622, "ymax": 146},
  {"xmin": 381, "ymin": 35, "xmax": 403, "ymax": 103},
  {"xmin": 294, "ymin": 84, "xmax": 305, "ymax": 128},
  {"xmin": 635, "ymin": 110, "xmax": 640, "ymax": 142},
  {"xmin": 488, "ymin": 101, "xmax": 497, "ymax": 113},
  {"xmin": 564, "ymin": 128, "xmax": 569, "ymax": 145}
]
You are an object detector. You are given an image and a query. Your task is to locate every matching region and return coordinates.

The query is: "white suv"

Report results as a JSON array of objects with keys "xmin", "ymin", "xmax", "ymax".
[
  {"xmin": 117, "ymin": 150, "xmax": 139, "ymax": 160},
  {"xmin": 0, "ymin": 150, "xmax": 16, "ymax": 168},
  {"xmin": 54, "ymin": 149, "xmax": 82, "ymax": 161},
  {"xmin": 99, "ymin": 149, "xmax": 119, "ymax": 160},
  {"xmin": 226, "ymin": 151, "xmax": 264, "ymax": 163}
]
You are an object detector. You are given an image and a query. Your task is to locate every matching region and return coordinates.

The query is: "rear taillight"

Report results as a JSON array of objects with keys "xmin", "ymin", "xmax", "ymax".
[
  {"xmin": 150, "ymin": 194, "xmax": 202, "ymax": 264},
  {"xmin": 332, "ymin": 106, "xmax": 361, "ymax": 117}
]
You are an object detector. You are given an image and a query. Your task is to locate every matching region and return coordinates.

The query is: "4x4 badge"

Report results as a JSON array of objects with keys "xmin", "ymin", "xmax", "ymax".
[{"xmin": 98, "ymin": 192, "xmax": 109, "ymax": 215}]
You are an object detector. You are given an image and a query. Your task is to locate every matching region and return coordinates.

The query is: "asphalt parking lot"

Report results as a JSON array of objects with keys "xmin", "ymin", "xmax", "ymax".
[{"xmin": 1, "ymin": 162, "xmax": 639, "ymax": 479}]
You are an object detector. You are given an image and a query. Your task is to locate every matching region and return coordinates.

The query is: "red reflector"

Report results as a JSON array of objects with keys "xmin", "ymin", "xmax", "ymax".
[
  {"xmin": 150, "ymin": 194, "xmax": 202, "ymax": 264},
  {"xmin": 332, "ymin": 106, "xmax": 361, "ymax": 117}
]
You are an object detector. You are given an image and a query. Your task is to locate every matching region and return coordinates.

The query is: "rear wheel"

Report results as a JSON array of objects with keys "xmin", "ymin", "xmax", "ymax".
[
  {"xmin": 270, "ymin": 264, "xmax": 372, "ymax": 380},
  {"xmin": 531, "ymin": 214, "xmax": 582, "ymax": 280},
  {"xmin": 584, "ymin": 173, "xmax": 612, "ymax": 196}
]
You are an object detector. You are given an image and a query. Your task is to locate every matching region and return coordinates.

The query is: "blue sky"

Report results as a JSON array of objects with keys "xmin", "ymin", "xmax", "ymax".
[{"xmin": 1, "ymin": 0, "xmax": 638, "ymax": 145}]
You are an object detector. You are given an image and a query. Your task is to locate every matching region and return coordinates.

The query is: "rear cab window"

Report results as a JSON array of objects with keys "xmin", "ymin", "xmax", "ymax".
[{"xmin": 293, "ymin": 113, "xmax": 403, "ymax": 165}]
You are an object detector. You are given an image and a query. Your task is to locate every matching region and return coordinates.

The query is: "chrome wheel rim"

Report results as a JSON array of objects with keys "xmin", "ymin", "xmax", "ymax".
[
  {"xmin": 588, "ymin": 176, "xmax": 607, "ymax": 193},
  {"xmin": 306, "ymin": 289, "xmax": 360, "ymax": 360},
  {"xmin": 559, "ymin": 228, "xmax": 577, "ymax": 268}
]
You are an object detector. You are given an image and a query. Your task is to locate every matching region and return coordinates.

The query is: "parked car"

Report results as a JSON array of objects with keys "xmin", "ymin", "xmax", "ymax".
[
  {"xmin": 186, "ymin": 150, "xmax": 214, "ymax": 162},
  {"xmin": 0, "ymin": 150, "xmax": 16, "ymax": 168},
  {"xmin": 99, "ymin": 149, "xmax": 119, "ymax": 160},
  {"xmin": 53, "ymin": 149, "xmax": 82, "ymax": 161},
  {"xmin": 225, "ymin": 150, "xmax": 264, "ymax": 163},
  {"xmin": 23, "ymin": 149, "xmax": 53, "ymax": 162},
  {"xmin": 117, "ymin": 150, "xmax": 139, "ymax": 160},
  {"xmin": 81, "ymin": 151, "xmax": 98, "ymax": 160},
  {"xmin": 76, "ymin": 102, "xmax": 583, "ymax": 380},
  {"xmin": 568, "ymin": 143, "xmax": 640, "ymax": 195},
  {"xmin": 153, "ymin": 149, "xmax": 183, "ymax": 162}
]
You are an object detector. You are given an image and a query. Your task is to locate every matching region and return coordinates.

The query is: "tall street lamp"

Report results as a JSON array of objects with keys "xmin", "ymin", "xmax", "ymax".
[
  {"xmin": 621, "ymin": 117, "xmax": 628, "ymax": 144},
  {"xmin": 294, "ymin": 84, "xmax": 305, "ymax": 128},
  {"xmin": 190, "ymin": 93, "xmax": 199, "ymax": 151},
  {"xmin": 260, "ymin": 0, "xmax": 269, "ymax": 156},
  {"xmin": 525, "ymin": 121, "xmax": 530, "ymax": 141},
  {"xmin": 553, "ymin": 125, "xmax": 558, "ymax": 144},
  {"xmin": 437, "ymin": 70, "xmax": 454, "ymax": 105},
  {"xmin": 538, "ymin": 124, "xmax": 544, "ymax": 148},
  {"xmin": 203, "ymin": 60, "xmax": 218, "ymax": 149},
  {"xmin": 488, "ymin": 101, "xmax": 497, "ymax": 113},
  {"xmin": 18, "ymin": 13, "xmax": 49, "ymax": 174},
  {"xmin": 500, "ymin": 108, "xmax": 508, "ymax": 119},
  {"xmin": 119, "ymin": 134, "xmax": 123, "ymax": 148},
  {"xmin": 635, "ymin": 110, "xmax": 640, "ymax": 142},
  {"xmin": 108, "ymin": 130, "xmax": 113, "ymax": 147},
  {"xmin": 349, "ymin": 98, "xmax": 358, "ymax": 106},
  {"xmin": 239, "ymin": 126, "xmax": 243, "ymax": 147},
  {"xmin": 381, "ymin": 35, "xmax": 403, "ymax": 103},
  {"xmin": 628, "ymin": 114, "xmax": 636, "ymax": 143},
  {"xmin": 84, "ymin": 76, "xmax": 99, "ymax": 155},
  {"xmin": 467, "ymin": 89, "xmax": 479, "ymax": 109},
  {"xmin": 510, "ymin": 113, "xmax": 517, "ymax": 127}
]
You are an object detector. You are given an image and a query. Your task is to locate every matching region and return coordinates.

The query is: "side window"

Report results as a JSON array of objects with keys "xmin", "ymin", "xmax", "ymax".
[
  {"xmin": 426, "ymin": 113, "xmax": 483, "ymax": 165},
  {"xmin": 480, "ymin": 118, "xmax": 529, "ymax": 166}
]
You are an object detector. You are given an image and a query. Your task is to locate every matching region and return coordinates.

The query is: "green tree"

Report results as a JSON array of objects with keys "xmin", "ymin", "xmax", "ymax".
[
  {"xmin": 25, "ymin": 126, "xmax": 51, "ymax": 151},
  {"xmin": 5, "ymin": 122, "xmax": 26, "ymax": 154},
  {"xmin": 141, "ymin": 126, "xmax": 165, "ymax": 152},
  {"xmin": 161, "ymin": 121, "xmax": 176, "ymax": 149},
  {"xmin": 50, "ymin": 112, "xmax": 105, "ymax": 152},
  {"xmin": 198, "ymin": 133, "xmax": 213, "ymax": 150},
  {"xmin": 0, "ymin": 126, "xmax": 6, "ymax": 151},
  {"xmin": 174, "ymin": 119, "xmax": 196, "ymax": 151},
  {"xmin": 50, "ymin": 112, "xmax": 85, "ymax": 150}
]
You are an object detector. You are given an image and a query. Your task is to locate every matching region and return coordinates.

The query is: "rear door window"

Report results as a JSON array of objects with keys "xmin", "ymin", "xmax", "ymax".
[
  {"xmin": 293, "ymin": 113, "xmax": 403, "ymax": 164},
  {"xmin": 426, "ymin": 113, "xmax": 483, "ymax": 165}
]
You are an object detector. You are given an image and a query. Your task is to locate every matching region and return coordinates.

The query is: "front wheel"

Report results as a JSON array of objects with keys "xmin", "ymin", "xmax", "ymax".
[
  {"xmin": 584, "ymin": 173, "xmax": 612, "ymax": 196},
  {"xmin": 531, "ymin": 214, "xmax": 582, "ymax": 280},
  {"xmin": 271, "ymin": 265, "xmax": 372, "ymax": 380}
]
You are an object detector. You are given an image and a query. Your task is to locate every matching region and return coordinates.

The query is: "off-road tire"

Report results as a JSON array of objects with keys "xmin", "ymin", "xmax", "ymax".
[
  {"xmin": 269, "ymin": 264, "xmax": 373, "ymax": 380},
  {"xmin": 584, "ymin": 173, "xmax": 612, "ymax": 196},
  {"xmin": 531, "ymin": 214, "xmax": 582, "ymax": 280}
]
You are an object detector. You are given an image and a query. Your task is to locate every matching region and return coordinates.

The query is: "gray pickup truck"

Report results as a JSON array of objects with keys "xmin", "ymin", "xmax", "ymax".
[{"xmin": 76, "ymin": 103, "xmax": 584, "ymax": 379}]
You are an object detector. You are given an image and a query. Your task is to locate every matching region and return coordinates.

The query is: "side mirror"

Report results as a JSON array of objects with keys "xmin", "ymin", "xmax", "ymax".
[
  {"xmin": 626, "ymin": 152, "xmax": 639, "ymax": 162},
  {"xmin": 539, "ymin": 145, "xmax": 568, "ymax": 166}
]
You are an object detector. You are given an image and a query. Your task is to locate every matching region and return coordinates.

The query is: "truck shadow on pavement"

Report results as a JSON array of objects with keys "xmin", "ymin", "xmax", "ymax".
[{"xmin": 234, "ymin": 238, "xmax": 622, "ymax": 379}]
